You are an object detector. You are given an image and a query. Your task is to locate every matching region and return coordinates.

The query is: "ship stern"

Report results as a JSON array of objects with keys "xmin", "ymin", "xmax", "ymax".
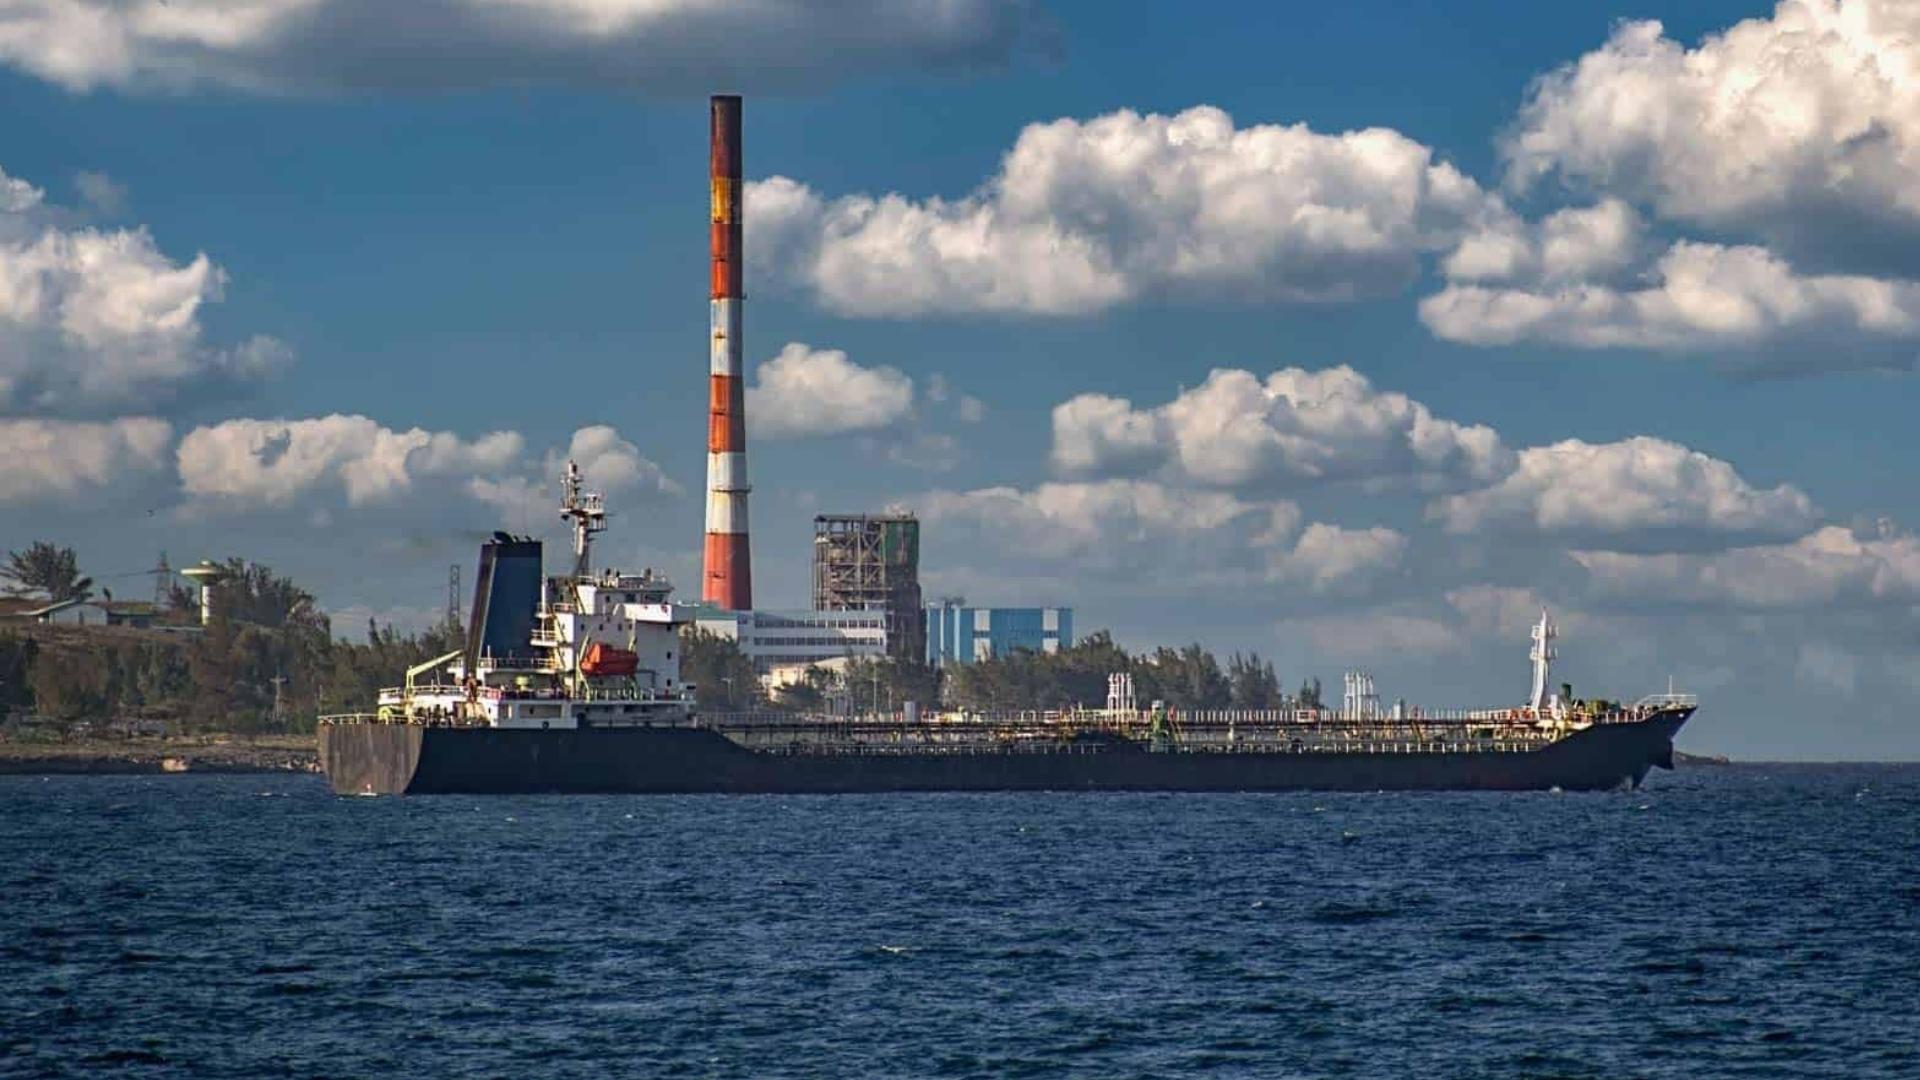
[{"xmin": 317, "ymin": 723, "xmax": 425, "ymax": 796}]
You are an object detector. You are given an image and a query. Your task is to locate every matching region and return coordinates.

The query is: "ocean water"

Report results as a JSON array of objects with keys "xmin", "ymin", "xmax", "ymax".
[{"xmin": 2, "ymin": 766, "xmax": 1917, "ymax": 1079}]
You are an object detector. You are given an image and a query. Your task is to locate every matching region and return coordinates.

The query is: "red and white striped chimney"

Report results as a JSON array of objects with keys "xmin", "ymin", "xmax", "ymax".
[{"xmin": 703, "ymin": 94, "xmax": 752, "ymax": 610}]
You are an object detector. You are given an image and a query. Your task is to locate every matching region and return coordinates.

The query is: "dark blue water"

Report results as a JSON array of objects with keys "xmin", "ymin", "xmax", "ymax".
[{"xmin": 4, "ymin": 766, "xmax": 1917, "ymax": 1078}]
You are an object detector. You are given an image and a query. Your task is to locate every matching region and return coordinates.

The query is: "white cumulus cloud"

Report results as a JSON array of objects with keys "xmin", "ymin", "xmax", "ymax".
[
  {"xmin": 918, "ymin": 479, "xmax": 1268, "ymax": 560},
  {"xmin": 1440, "ymin": 199, "xmax": 1645, "ymax": 286},
  {"xmin": 177, "ymin": 414, "xmax": 524, "ymax": 507},
  {"xmin": 467, "ymin": 425, "xmax": 680, "ymax": 523},
  {"xmin": 0, "ymin": 0, "xmax": 1048, "ymax": 94},
  {"xmin": 1505, "ymin": 2, "xmax": 1920, "ymax": 249},
  {"xmin": 0, "ymin": 416, "xmax": 171, "ymax": 503},
  {"xmin": 748, "ymin": 106, "xmax": 1505, "ymax": 316},
  {"xmin": 1051, "ymin": 365, "xmax": 1512, "ymax": 492},
  {"xmin": 915, "ymin": 475, "xmax": 1404, "ymax": 600},
  {"xmin": 0, "ymin": 162, "xmax": 285, "ymax": 414},
  {"xmin": 1267, "ymin": 522, "xmax": 1407, "ymax": 593},
  {"xmin": 1432, "ymin": 436, "xmax": 1818, "ymax": 551},
  {"xmin": 560, "ymin": 424, "xmax": 677, "ymax": 496},
  {"xmin": 1421, "ymin": 240, "xmax": 1920, "ymax": 351},
  {"xmin": 1574, "ymin": 524, "xmax": 1920, "ymax": 610},
  {"xmin": 745, "ymin": 343, "xmax": 915, "ymax": 439}
]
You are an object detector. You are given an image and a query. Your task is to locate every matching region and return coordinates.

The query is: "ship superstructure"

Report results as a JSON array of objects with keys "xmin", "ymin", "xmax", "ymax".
[{"xmin": 363, "ymin": 461, "xmax": 694, "ymax": 732}]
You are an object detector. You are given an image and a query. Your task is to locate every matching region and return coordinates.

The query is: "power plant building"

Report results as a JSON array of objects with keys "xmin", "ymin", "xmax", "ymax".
[
  {"xmin": 926, "ymin": 603, "xmax": 1073, "ymax": 665},
  {"xmin": 811, "ymin": 514, "xmax": 924, "ymax": 664},
  {"xmin": 692, "ymin": 608, "xmax": 888, "ymax": 672}
]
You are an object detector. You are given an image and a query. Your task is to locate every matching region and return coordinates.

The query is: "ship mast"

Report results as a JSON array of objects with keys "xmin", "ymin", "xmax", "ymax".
[
  {"xmin": 559, "ymin": 460, "xmax": 605, "ymax": 579},
  {"xmin": 1528, "ymin": 609, "xmax": 1557, "ymax": 712}
]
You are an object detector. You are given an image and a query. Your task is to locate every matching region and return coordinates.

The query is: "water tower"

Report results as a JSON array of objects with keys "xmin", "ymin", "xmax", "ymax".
[{"xmin": 180, "ymin": 560, "xmax": 229, "ymax": 626}]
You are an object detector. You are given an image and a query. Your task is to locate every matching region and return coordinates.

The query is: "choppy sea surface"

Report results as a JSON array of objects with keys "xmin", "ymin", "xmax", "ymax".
[{"xmin": 3, "ymin": 765, "xmax": 1917, "ymax": 1079}]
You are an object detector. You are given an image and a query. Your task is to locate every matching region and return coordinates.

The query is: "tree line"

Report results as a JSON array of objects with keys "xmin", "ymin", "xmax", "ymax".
[
  {"xmin": 4, "ymin": 543, "xmax": 1325, "ymax": 732},
  {"xmin": 680, "ymin": 628, "xmax": 1321, "ymax": 715},
  {"xmin": 2, "ymin": 544, "xmax": 459, "ymax": 735}
]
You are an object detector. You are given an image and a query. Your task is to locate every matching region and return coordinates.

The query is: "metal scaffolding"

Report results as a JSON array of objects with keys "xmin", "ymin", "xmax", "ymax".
[{"xmin": 812, "ymin": 513, "xmax": 924, "ymax": 664}]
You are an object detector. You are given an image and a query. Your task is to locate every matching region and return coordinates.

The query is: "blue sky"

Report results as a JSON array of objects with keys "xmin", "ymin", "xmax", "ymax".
[{"xmin": 4, "ymin": 0, "xmax": 1919, "ymax": 758}]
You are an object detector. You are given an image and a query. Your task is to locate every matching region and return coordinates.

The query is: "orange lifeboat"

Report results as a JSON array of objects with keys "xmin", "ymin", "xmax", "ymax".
[{"xmin": 579, "ymin": 642, "xmax": 639, "ymax": 677}]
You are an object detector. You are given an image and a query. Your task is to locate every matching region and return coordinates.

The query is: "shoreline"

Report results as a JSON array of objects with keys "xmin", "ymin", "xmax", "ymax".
[{"xmin": 0, "ymin": 736, "xmax": 319, "ymax": 776}]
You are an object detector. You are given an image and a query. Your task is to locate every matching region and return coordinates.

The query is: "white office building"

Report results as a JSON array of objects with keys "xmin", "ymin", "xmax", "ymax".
[{"xmin": 689, "ymin": 607, "xmax": 889, "ymax": 673}]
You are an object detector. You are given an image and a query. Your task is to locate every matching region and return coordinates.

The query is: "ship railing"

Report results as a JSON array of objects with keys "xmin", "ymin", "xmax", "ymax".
[
  {"xmin": 1633, "ymin": 692, "xmax": 1697, "ymax": 709},
  {"xmin": 380, "ymin": 683, "xmax": 466, "ymax": 698},
  {"xmin": 745, "ymin": 736, "xmax": 1556, "ymax": 756},
  {"xmin": 480, "ymin": 655, "xmax": 550, "ymax": 671},
  {"xmin": 696, "ymin": 709, "xmax": 1590, "ymax": 733},
  {"xmin": 696, "ymin": 710, "xmax": 1569, "ymax": 755}
]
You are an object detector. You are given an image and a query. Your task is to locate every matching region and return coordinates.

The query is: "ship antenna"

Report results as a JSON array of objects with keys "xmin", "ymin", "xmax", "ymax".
[{"xmin": 559, "ymin": 460, "xmax": 606, "ymax": 579}]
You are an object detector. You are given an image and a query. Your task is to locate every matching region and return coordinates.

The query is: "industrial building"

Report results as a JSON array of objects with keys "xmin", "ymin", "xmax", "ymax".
[
  {"xmin": 692, "ymin": 607, "xmax": 889, "ymax": 673},
  {"xmin": 925, "ymin": 603, "xmax": 1073, "ymax": 665},
  {"xmin": 812, "ymin": 513, "xmax": 924, "ymax": 664}
]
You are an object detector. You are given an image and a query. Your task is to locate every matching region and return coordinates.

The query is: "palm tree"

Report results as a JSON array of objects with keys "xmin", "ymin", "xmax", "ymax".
[{"xmin": 4, "ymin": 542, "xmax": 94, "ymax": 603}]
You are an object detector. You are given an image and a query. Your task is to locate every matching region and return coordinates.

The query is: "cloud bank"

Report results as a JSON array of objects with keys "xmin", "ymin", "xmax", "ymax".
[
  {"xmin": 177, "ymin": 414, "xmax": 525, "ymax": 507},
  {"xmin": 1051, "ymin": 365, "xmax": 1511, "ymax": 492},
  {"xmin": 0, "ymin": 417, "xmax": 172, "ymax": 504},
  {"xmin": 0, "ymin": 0, "xmax": 1048, "ymax": 94},
  {"xmin": 749, "ymin": 106, "xmax": 1502, "ymax": 316},
  {"xmin": 1430, "ymin": 436, "xmax": 1819, "ymax": 551},
  {"xmin": 0, "ymin": 163, "xmax": 285, "ymax": 414},
  {"xmin": 1506, "ymin": 2, "xmax": 1920, "ymax": 248}
]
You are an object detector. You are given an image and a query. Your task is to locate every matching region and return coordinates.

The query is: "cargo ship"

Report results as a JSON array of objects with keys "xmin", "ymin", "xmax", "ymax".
[{"xmin": 317, "ymin": 467, "xmax": 1696, "ymax": 796}]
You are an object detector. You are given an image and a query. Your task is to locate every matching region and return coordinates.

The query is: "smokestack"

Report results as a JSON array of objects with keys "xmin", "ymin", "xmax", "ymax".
[{"xmin": 703, "ymin": 94, "xmax": 752, "ymax": 611}]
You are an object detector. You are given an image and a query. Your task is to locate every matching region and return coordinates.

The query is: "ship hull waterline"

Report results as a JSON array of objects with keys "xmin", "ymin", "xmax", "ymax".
[{"xmin": 319, "ymin": 709, "xmax": 1692, "ymax": 796}]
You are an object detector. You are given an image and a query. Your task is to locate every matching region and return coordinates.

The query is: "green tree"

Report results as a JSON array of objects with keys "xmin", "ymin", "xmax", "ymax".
[
  {"xmin": 28, "ymin": 655, "xmax": 107, "ymax": 726},
  {"xmin": 1139, "ymin": 644, "xmax": 1230, "ymax": 710},
  {"xmin": 210, "ymin": 558, "xmax": 328, "ymax": 636},
  {"xmin": 843, "ymin": 657, "xmax": 941, "ymax": 715},
  {"xmin": 0, "ymin": 633, "xmax": 39, "ymax": 712},
  {"xmin": 943, "ymin": 630, "xmax": 1146, "ymax": 712},
  {"xmin": 679, "ymin": 627, "xmax": 760, "ymax": 710},
  {"xmin": 769, "ymin": 666, "xmax": 830, "ymax": 712},
  {"xmin": 4, "ymin": 542, "xmax": 93, "ymax": 603},
  {"xmin": 1228, "ymin": 652, "xmax": 1284, "ymax": 709}
]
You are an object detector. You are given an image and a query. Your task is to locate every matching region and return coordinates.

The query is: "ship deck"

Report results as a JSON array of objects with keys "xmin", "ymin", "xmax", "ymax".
[{"xmin": 699, "ymin": 704, "xmax": 1684, "ymax": 757}]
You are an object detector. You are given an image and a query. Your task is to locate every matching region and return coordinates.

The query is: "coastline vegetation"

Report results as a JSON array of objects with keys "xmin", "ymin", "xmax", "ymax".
[
  {"xmin": 2, "ymin": 546, "xmax": 460, "ymax": 736},
  {"xmin": 4, "ymin": 543, "xmax": 1316, "ymax": 736},
  {"xmin": 682, "ymin": 627, "xmax": 1316, "ymax": 716}
]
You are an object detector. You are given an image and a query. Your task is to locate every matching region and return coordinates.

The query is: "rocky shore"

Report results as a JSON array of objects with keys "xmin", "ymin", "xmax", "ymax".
[{"xmin": 0, "ymin": 735, "xmax": 319, "ymax": 776}]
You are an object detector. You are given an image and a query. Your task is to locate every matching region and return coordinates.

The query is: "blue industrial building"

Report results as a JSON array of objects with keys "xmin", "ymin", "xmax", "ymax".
[{"xmin": 925, "ymin": 604, "xmax": 1073, "ymax": 665}]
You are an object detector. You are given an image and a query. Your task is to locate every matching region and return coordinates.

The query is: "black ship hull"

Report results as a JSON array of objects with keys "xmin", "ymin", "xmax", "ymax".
[{"xmin": 319, "ymin": 708, "xmax": 1692, "ymax": 796}]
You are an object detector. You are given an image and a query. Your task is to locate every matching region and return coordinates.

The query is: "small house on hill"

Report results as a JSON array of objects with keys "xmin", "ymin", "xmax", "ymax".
[
  {"xmin": 0, "ymin": 597, "xmax": 44, "ymax": 622},
  {"xmin": 3, "ymin": 598, "xmax": 161, "ymax": 629}
]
